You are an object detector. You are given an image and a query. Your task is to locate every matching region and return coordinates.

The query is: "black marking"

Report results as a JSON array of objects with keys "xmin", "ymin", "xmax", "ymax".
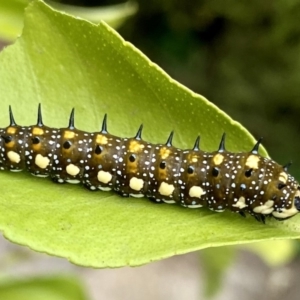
[
  {"xmin": 36, "ymin": 103, "xmax": 43, "ymax": 127},
  {"xmin": 32, "ymin": 137, "xmax": 40, "ymax": 144},
  {"xmin": 9, "ymin": 106, "xmax": 17, "ymax": 126},
  {"xmin": 218, "ymin": 133, "xmax": 226, "ymax": 153},
  {"xmin": 251, "ymin": 137, "xmax": 263, "ymax": 154},
  {"xmin": 193, "ymin": 136, "xmax": 200, "ymax": 151},
  {"xmin": 135, "ymin": 124, "xmax": 143, "ymax": 140},
  {"xmin": 63, "ymin": 140, "xmax": 72, "ymax": 149},
  {"xmin": 212, "ymin": 167, "xmax": 219, "ymax": 177},
  {"xmin": 277, "ymin": 183, "xmax": 286, "ymax": 190},
  {"xmin": 129, "ymin": 154, "xmax": 136, "ymax": 162},
  {"xmin": 94, "ymin": 145, "xmax": 102, "ymax": 155},
  {"xmin": 245, "ymin": 169, "xmax": 253, "ymax": 178},
  {"xmin": 165, "ymin": 131, "xmax": 174, "ymax": 147},
  {"xmin": 160, "ymin": 161, "xmax": 166, "ymax": 169},
  {"xmin": 101, "ymin": 114, "xmax": 108, "ymax": 134},
  {"xmin": 187, "ymin": 166, "xmax": 194, "ymax": 174},
  {"xmin": 1, "ymin": 135, "xmax": 12, "ymax": 144},
  {"xmin": 68, "ymin": 108, "xmax": 75, "ymax": 130}
]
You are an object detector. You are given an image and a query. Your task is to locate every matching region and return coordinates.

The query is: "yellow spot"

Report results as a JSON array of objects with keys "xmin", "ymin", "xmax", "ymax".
[
  {"xmin": 159, "ymin": 147, "xmax": 171, "ymax": 159},
  {"xmin": 232, "ymin": 196, "xmax": 248, "ymax": 209},
  {"xmin": 158, "ymin": 182, "xmax": 175, "ymax": 196},
  {"xmin": 66, "ymin": 164, "xmax": 80, "ymax": 176},
  {"xmin": 7, "ymin": 151, "xmax": 21, "ymax": 163},
  {"xmin": 245, "ymin": 155, "xmax": 260, "ymax": 169},
  {"xmin": 191, "ymin": 157, "xmax": 198, "ymax": 163},
  {"xmin": 253, "ymin": 200, "xmax": 274, "ymax": 214},
  {"xmin": 35, "ymin": 154, "xmax": 50, "ymax": 169},
  {"xmin": 96, "ymin": 134, "xmax": 108, "ymax": 145},
  {"xmin": 32, "ymin": 127, "xmax": 44, "ymax": 135},
  {"xmin": 279, "ymin": 172, "xmax": 288, "ymax": 184},
  {"xmin": 64, "ymin": 130, "xmax": 75, "ymax": 139},
  {"xmin": 7, "ymin": 127, "xmax": 17, "ymax": 134},
  {"xmin": 213, "ymin": 153, "xmax": 224, "ymax": 165},
  {"xmin": 189, "ymin": 186, "xmax": 206, "ymax": 198},
  {"xmin": 129, "ymin": 177, "xmax": 144, "ymax": 191},
  {"xmin": 97, "ymin": 170, "xmax": 112, "ymax": 184},
  {"xmin": 129, "ymin": 140, "xmax": 144, "ymax": 152}
]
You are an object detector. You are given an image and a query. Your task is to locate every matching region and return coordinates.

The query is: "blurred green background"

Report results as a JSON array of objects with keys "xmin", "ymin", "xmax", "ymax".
[{"xmin": 120, "ymin": 0, "xmax": 300, "ymax": 179}]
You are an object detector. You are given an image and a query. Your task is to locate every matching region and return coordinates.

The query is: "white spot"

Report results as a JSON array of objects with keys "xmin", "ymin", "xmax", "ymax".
[
  {"xmin": 7, "ymin": 151, "xmax": 21, "ymax": 163},
  {"xmin": 232, "ymin": 196, "xmax": 248, "ymax": 209},
  {"xmin": 97, "ymin": 170, "xmax": 112, "ymax": 184},
  {"xmin": 189, "ymin": 186, "xmax": 206, "ymax": 198},
  {"xmin": 130, "ymin": 193, "xmax": 144, "ymax": 198},
  {"xmin": 99, "ymin": 186, "xmax": 112, "ymax": 191},
  {"xmin": 66, "ymin": 164, "xmax": 80, "ymax": 176},
  {"xmin": 162, "ymin": 199, "xmax": 176, "ymax": 204},
  {"xmin": 187, "ymin": 204, "xmax": 203, "ymax": 208},
  {"xmin": 129, "ymin": 177, "xmax": 144, "ymax": 191},
  {"xmin": 35, "ymin": 154, "xmax": 50, "ymax": 169},
  {"xmin": 32, "ymin": 174, "xmax": 49, "ymax": 178},
  {"xmin": 158, "ymin": 182, "xmax": 175, "ymax": 196},
  {"xmin": 66, "ymin": 179, "xmax": 81, "ymax": 184}
]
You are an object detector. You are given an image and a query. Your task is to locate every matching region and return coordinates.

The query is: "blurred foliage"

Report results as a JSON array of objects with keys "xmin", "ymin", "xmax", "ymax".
[
  {"xmin": 0, "ymin": 275, "xmax": 89, "ymax": 300},
  {"xmin": 200, "ymin": 246, "xmax": 236, "ymax": 298},
  {"xmin": 242, "ymin": 240, "xmax": 298, "ymax": 267}
]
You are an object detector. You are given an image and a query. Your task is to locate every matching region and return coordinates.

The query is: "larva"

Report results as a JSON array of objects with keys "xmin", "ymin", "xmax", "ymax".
[{"xmin": 1, "ymin": 104, "xmax": 299, "ymax": 223}]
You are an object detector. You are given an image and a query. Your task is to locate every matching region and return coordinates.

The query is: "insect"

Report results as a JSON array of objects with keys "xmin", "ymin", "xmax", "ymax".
[{"xmin": 0, "ymin": 104, "xmax": 299, "ymax": 223}]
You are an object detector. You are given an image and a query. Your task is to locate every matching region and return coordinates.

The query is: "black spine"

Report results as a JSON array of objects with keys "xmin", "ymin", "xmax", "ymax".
[
  {"xmin": 166, "ymin": 131, "xmax": 174, "ymax": 147},
  {"xmin": 9, "ymin": 105, "xmax": 17, "ymax": 126},
  {"xmin": 193, "ymin": 136, "xmax": 200, "ymax": 151},
  {"xmin": 135, "ymin": 124, "xmax": 143, "ymax": 140},
  {"xmin": 68, "ymin": 108, "xmax": 75, "ymax": 129},
  {"xmin": 218, "ymin": 133, "xmax": 226, "ymax": 153},
  {"xmin": 101, "ymin": 114, "xmax": 108, "ymax": 134},
  {"xmin": 36, "ymin": 103, "xmax": 43, "ymax": 127}
]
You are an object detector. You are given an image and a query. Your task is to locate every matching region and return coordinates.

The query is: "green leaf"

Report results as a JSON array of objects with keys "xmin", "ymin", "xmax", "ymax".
[
  {"xmin": 0, "ymin": 275, "xmax": 88, "ymax": 300},
  {"xmin": 0, "ymin": 0, "xmax": 300, "ymax": 268}
]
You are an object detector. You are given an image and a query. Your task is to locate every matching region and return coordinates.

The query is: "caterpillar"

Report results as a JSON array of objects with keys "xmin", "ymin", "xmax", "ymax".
[{"xmin": 1, "ymin": 104, "xmax": 300, "ymax": 223}]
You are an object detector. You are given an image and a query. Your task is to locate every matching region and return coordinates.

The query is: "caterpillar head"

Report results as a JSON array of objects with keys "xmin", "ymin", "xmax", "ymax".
[{"xmin": 272, "ymin": 187, "xmax": 300, "ymax": 220}]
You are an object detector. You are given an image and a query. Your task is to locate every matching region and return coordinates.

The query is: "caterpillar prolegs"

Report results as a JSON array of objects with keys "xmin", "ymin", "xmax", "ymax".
[{"xmin": 1, "ymin": 104, "xmax": 300, "ymax": 223}]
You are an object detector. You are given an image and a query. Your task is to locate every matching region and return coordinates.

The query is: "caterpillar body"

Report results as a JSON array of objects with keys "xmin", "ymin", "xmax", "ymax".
[{"xmin": 1, "ymin": 104, "xmax": 300, "ymax": 223}]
